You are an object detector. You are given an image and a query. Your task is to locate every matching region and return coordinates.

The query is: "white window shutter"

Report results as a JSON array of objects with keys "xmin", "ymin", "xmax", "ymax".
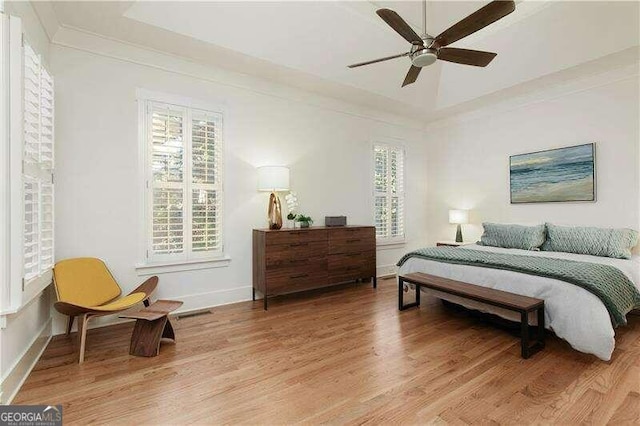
[
  {"xmin": 143, "ymin": 99, "xmax": 224, "ymax": 262},
  {"xmin": 23, "ymin": 43, "xmax": 40, "ymax": 165},
  {"xmin": 191, "ymin": 110, "xmax": 223, "ymax": 254},
  {"xmin": 23, "ymin": 178, "xmax": 39, "ymax": 281},
  {"xmin": 21, "ymin": 39, "xmax": 55, "ymax": 286},
  {"xmin": 373, "ymin": 144, "xmax": 405, "ymax": 243},
  {"xmin": 40, "ymin": 68, "xmax": 54, "ymax": 169},
  {"xmin": 40, "ymin": 182, "xmax": 54, "ymax": 271},
  {"xmin": 149, "ymin": 103, "xmax": 185, "ymax": 257},
  {"xmin": 390, "ymin": 147, "xmax": 405, "ymax": 238}
]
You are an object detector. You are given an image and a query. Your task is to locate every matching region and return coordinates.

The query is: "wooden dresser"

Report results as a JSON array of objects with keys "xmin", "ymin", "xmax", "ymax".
[{"xmin": 252, "ymin": 226, "xmax": 376, "ymax": 310}]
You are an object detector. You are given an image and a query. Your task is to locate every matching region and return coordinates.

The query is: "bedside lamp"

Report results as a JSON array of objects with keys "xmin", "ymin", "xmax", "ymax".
[
  {"xmin": 449, "ymin": 209, "xmax": 469, "ymax": 243},
  {"xmin": 258, "ymin": 166, "xmax": 290, "ymax": 230}
]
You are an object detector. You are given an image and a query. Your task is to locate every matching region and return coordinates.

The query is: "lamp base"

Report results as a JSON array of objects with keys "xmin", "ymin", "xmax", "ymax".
[
  {"xmin": 268, "ymin": 192, "xmax": 283, "ymax": 230},
  {"xmin": 455, "ymin": 224, "xmax": 463, "ymax": 243}
]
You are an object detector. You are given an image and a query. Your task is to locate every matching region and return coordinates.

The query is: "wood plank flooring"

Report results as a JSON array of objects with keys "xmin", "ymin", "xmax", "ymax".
[{"xmin": 14, "ymin": 278, "xmax": 640, "ymax": 424}]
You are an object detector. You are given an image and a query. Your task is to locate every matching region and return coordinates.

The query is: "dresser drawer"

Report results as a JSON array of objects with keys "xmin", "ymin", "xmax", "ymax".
[
  {"xmin": 267, "ymin": 263, "xmax": 328, "ymax": 295},
  {"xmin": 329, "ymin": 235, "xmax": 375, "ymax": 255},
  {"xmin": 328, "ymin": 227, "xmax": 374, "ymax": 241},
  {"xmin": 266, "ymin": 258, "xmax": 326, "ymax": 281},
  {"xmin": 266, "ymin": 229, "xmax": 327, "ymax": 246},
  {"xmin": 328, "ymin": 252, "xmax": 375, "ymax": 284},
  {"xmin": 265, "ymin": 241, "xmax": 327, "ymax": 268},
  {"xmin": 328, "ymin": 252, "xmax": 374, "ymax": 269}
]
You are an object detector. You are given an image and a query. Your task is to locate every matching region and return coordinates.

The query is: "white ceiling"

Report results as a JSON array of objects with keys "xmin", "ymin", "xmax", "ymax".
[{"xmin": 40, "ymin": 1, "xmax": 640, "ymax": 120}]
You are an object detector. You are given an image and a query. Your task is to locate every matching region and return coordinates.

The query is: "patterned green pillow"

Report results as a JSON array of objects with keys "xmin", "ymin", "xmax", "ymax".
[
  {"xmin": 478, "ymin": 223, "xmax": 546, "ymax": 251},
  {"xmin": 542, "ymin": 223, "xmax": 639, "ymax": 259}
]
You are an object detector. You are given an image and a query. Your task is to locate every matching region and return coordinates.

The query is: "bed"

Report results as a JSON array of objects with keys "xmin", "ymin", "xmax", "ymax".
[{"xmin": 398, "ymin": 243, "xmax": 640, "ymax": 361}]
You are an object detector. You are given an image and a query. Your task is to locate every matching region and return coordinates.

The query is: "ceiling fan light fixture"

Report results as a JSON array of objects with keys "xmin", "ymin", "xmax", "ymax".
[{"xmin": 411, "ymin": 49, "xmax": 437, "ymax": 68}]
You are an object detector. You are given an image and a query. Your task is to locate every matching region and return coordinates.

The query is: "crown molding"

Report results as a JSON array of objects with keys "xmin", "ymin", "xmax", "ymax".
[
  {"xmin": 426, "ymin": 47, "xmax": 639, "ymax": 130},
  {"xmin": 51, "ymin": 23, "xmax": 428, "ymax": 130}
]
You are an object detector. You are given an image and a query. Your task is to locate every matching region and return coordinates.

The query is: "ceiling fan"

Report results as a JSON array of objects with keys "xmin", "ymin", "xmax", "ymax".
[{"xmin": 348, "ymin": 0, "xmax": 516, "ymax": 87}]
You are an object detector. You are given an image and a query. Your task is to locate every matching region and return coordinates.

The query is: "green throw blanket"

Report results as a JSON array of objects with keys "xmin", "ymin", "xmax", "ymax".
[{"xmin": 397, "ymin": 247, "xmax": 640, "ymax": 327}]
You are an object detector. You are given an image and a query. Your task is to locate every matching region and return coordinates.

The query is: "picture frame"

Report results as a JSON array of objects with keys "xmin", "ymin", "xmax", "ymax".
[{"xmin": 510, "ymin": 143, "xmax": 596, "ymax": 204}]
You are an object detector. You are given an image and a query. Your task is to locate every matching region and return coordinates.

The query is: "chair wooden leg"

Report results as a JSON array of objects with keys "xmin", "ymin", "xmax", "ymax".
[
  {"xmin": 78, "ymin": 314, "xmax": 90, "ymax": 364},
  {"xmin": 66, "ymin": 316, "xmax": 75, "ymax": 335}
]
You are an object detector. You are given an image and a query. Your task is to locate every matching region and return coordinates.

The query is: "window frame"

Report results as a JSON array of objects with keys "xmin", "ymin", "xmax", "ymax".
[
  {"xmin": 2, "ymin": 16, "xmax": 55, "ymax": 315},
  {"xmin": 372, "ymin": 142, "xmax": 406, "ymax": 246},
  {"xmin": 136, "ymin": 90, "xmax": 229, "ymax": 273}
]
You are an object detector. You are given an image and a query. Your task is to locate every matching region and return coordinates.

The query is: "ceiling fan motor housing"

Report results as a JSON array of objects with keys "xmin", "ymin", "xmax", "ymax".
[
  {"xmin": 410, "ymin": 38, "xmax": 437, "ymax": 68},
  {"xmin": 411, "ymin": 48, "xmax": 437, "ymax": 67}
]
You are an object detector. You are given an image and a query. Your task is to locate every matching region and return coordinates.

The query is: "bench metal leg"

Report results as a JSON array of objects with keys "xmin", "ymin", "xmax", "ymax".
[
  {"xmin": 521, "ymin": 305, "xmax": 545, "ymax": 359},
  {"xmin": 521, "ymin": 311, "xmax": 530, "ymax": 358},
  {"xmin": 398, "ymin": 277, "xmax": 420, "ymax": 311}
]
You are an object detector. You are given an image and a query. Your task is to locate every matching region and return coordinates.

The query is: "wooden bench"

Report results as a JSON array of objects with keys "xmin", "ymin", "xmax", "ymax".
[
  {"xmin": 120, "ymin": 299, "xmax": 183, "ymax": 357},
  {"xmin": 399, "ymin": 273, "xmax": 545, "ymax": 359}
]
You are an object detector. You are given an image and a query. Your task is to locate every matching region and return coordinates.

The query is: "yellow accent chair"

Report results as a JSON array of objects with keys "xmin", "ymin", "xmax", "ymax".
[{"xmin": 53, "ymin": 258, "xmax": 158, "ymax": 363}]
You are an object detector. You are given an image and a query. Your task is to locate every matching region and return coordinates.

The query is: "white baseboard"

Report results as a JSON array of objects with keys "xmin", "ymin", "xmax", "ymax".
[
  {"xmin": 377, "ymin": 264, "xmax": 398, "ymax": 278},
  {"xmin": 176, "ymin": 286, "xmax": 252, "ymax": 313},
  {"xmin": 52, "ymin": 286, "xmax": 253, "ymax": 335},
  {"xmin": 1, "ymin": 317, "xmax": 52, "ymax": 404}
]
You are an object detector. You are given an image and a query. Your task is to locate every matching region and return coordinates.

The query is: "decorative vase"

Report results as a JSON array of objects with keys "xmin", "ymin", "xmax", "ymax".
[
  {"xmin": 268, "ymin": 192, "xmax": 283, "ymax": 230},
  {"xmin": 300, "ymin": 221, "xmax": 310, "ymax": 228}
]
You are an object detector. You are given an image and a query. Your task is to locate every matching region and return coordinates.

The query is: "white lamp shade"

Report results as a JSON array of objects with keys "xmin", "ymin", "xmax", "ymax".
[
  {"xmin": 257, "ymin": 166, "xmax": 290, "ymax": 192},
  {"xmin": 449, "ymin": 209, "xmax": 469, "ymax": 224}
]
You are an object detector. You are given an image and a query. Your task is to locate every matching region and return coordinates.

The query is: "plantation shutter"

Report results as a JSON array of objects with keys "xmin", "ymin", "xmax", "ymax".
[
  {"xmin": 22, "ymin": 43, "xmax": 39, "ymax": 165},
  {"xmin": 191, "ymin": 110, "xmax": 223, "ymax": 254},
  {"xmin": 389, "ymin": 146, "xmax": 405, "ymax": 238},
  {"xmin": 373, "ymin": 146, "xmax": 388, "ymax": 238},
  {"xmin": 40, "ymin": 182, "xmax": 54, "ymax": 271},
  {"xmin": 149, "ymin": 103, "xmax": 185, "ymax": 257},
  {"xmin": 22, "ymin": 39, "xmax": 55, "ymax": 285},
  {"xmin": 145, "ymin": 100, "xmax": 224, "ymax": 262},
  {"xmin": 40, "ymin": 68, "xmax": 54, "ymax": 169},
  {"xmin": 373, "ymin": 144, "xmax": 405, "ymax": 243},
  {"xmin": 23, "ymin": 178, "xmax": 39, "ymax": 281}
]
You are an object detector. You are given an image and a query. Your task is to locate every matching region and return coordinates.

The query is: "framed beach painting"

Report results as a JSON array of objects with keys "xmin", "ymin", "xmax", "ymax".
[{"xmin": 510, "ymin": 143, "xmax": 596, "ymax": 204}]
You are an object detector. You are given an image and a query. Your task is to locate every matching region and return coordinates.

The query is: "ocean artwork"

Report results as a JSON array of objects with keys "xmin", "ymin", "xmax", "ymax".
[{"xmin": 510, "ymin": 143, "xmax": 595, "ymax": 204}]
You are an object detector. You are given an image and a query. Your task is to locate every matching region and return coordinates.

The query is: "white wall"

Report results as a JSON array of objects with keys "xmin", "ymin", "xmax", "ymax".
[
  {"xmin": 50, "ymin": 35, "xmax": 429, "ymax": 333},
  {"xmin": 0, "ymin": 1, "xmax": 52, "ymax": 404},
  {"xmin": 424, "ymin": 69, "xmax": 639, "ymax": 245}
]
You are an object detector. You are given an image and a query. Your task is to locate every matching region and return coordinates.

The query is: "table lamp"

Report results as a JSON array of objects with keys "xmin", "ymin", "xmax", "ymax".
[
  {"xmin": 258, "ymin": 166, "xmax": 290, "ymax": 230},
  {"xmin": 449, "ymin": 209, "xmax": 469, "ymax": 243}
]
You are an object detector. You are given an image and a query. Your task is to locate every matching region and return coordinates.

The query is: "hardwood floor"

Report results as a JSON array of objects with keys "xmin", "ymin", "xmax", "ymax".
[{"xmin": 14, "ymin": 278, "xmax": 640, "ymax": 425}]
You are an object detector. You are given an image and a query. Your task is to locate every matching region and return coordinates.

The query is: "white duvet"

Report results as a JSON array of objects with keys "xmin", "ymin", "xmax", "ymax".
[{"xmin": 398, "ymin": 244, "xmax": 640, "ymax": 360}]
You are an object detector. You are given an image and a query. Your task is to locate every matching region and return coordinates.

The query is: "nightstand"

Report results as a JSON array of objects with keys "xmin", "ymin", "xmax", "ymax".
[{"xmin": 436, "ymin": 241, "xmax": 468, "ymax": 247}]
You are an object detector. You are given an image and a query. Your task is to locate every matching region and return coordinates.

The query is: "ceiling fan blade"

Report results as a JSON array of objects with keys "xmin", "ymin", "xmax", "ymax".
[
  {"xmin": 402, "ymin": 65, "xmax": 422, "ymax": 87},
  {"xmin": 438, "ymin": 48, "xmax": 497, "ymax": 67},
  {"xmin": 434, "ymin": 0, "xmax": 515, "ymax": 48},
  {"xmin": 376, "ymin": 9, "xmax": 423, "ymax": 45},
  {"xmin": 348, "ymin": 52, "xmax": 410, "ymax": 68}
]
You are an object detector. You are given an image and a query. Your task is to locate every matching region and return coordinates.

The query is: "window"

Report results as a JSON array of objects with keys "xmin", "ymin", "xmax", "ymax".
[
  {"xmin": 22, "ymin": 40, "xmax": 55, "ymax": 285},
  {"xmin": 1, "ymin": 14, "xmax": 54, "ymax": 312},
  {"xmin": 373, "ymin": 143, "xmax": 405, "ymax": 244},
  {"xmin": 141, "ymin": 98, "xmax": 224, "ymax": 265}
]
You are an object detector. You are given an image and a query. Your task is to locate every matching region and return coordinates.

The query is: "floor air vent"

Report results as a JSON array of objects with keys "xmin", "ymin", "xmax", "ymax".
[{"xmin": 177, "ymin": 310, "xmax": 212, "ymax": 320}]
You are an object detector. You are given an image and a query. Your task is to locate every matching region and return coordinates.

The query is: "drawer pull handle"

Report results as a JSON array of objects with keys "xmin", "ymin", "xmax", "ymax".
[
  {"xmin": 289, "ymin": 243, "xmax": 308, "ymax": 248},
  {"xmin": 347, "ymin": 239, "xmax": 360, "ymax": 243},
  {"xmin": 290, "ymin": 273, "xmax": 309, "ymax": 279},
  {"xmin": 346, "ymin": 253, "xmax": 359, "ymax": 257}
]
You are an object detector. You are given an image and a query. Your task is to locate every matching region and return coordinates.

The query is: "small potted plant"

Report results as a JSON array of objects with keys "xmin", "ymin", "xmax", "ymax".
[
  {"xmin": 287, "ymin": 212, "xmax": 297, "ymax": 228},
  {"xmin": 295, "ymin": 214, "xmax": 313, "ymax": 228}
]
